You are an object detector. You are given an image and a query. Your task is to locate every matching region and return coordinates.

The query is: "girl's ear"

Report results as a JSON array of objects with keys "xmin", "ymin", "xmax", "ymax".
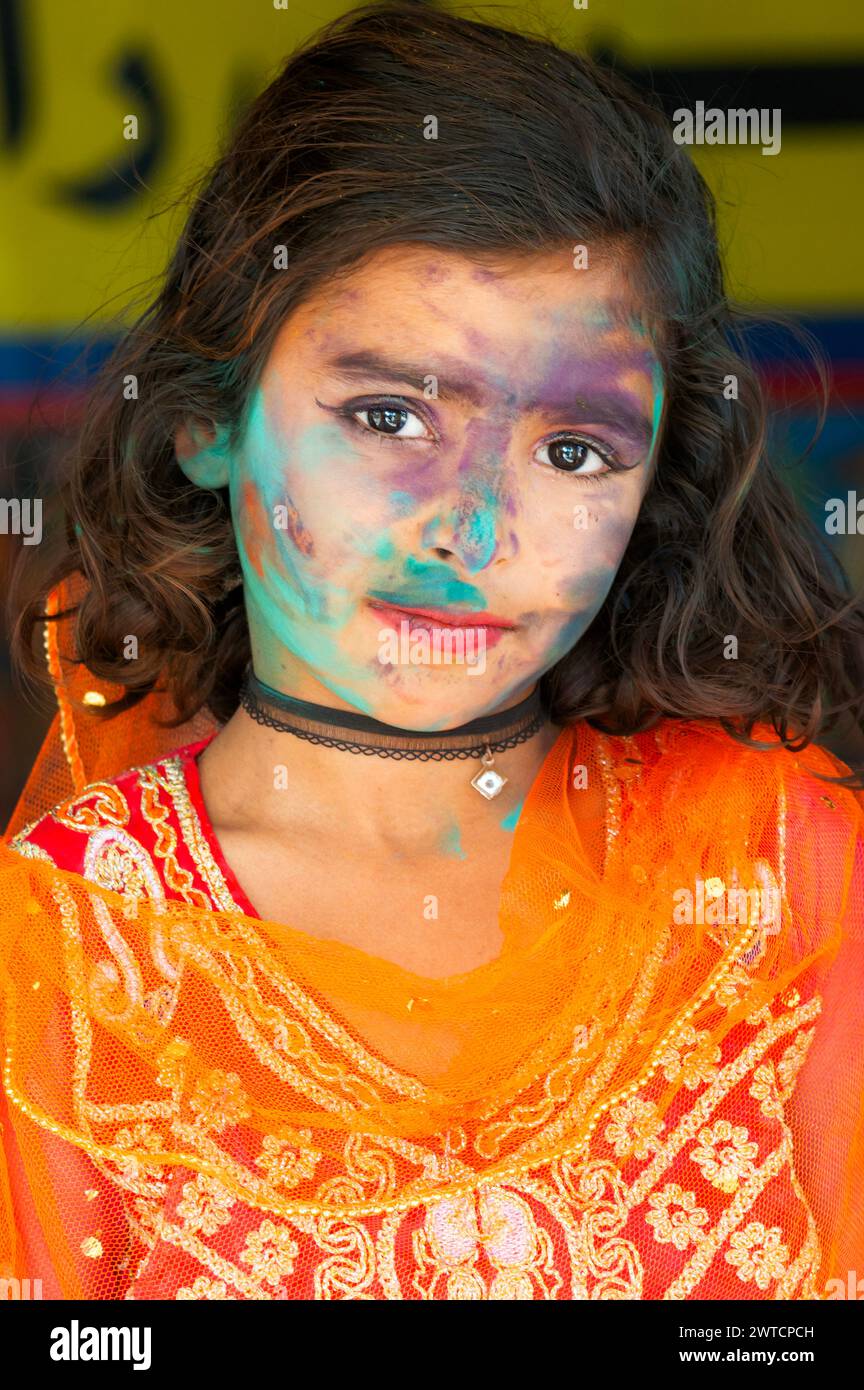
[{"xmin": 175, "ymin": 420, "xmax": 232, "ymax": 489}]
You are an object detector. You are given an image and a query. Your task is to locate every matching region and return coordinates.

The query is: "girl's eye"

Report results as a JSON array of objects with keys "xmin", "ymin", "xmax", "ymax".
[
  {"xmin": 317, "ymin": 397, "xmax": 623, "ymax": 477},
  {"xmin": 535, "ymin": 436, "xmax": 619, "ymax": 480},
  {"xmin": 314, "ymin": 395, "xmax": 435, "ymax": 443},
  {"xmin": 352, "ymin": 402, "xmax": 431, "ymax": 441}
]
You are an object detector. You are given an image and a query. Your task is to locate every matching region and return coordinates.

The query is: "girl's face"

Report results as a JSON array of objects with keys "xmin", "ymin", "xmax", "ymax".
[{"xmin": 181, "ymin": 245, "xmax": 665, "ymax": 730}]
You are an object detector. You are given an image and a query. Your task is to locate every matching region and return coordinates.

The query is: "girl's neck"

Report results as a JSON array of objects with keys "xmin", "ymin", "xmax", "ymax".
[{"xmin": 196, "ymin": 699, "xmax": 562, "ymax": 860}]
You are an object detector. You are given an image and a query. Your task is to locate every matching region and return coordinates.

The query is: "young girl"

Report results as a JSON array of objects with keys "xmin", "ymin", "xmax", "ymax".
[{"xmin": 2, "ymin": 1, "xmax": 863, "ymax": 1302}]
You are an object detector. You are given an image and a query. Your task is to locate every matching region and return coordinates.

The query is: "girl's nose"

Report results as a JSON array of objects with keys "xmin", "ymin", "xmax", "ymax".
[{"xmin": 422, "ymin": 484, "xmax": 518, "ymax": 574}]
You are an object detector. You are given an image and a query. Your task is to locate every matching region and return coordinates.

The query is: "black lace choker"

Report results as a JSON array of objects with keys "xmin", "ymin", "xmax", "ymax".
[{"xmin": 239, "ymin": 667, "xmax": 547, "ymax": 800}]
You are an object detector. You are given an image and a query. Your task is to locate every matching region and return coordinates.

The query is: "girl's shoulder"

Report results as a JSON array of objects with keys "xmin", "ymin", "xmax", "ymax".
[
  {"xmin": 622, "ymin": 716, "xmax": 861, "ymax": 800},
  {"xmin": 599, "ymin": 716, "xmax": 864, "ymax": 848},
  {"xmin": 598, "ymin": 718, "xmax": 864, "ymax": 946},
  {"xmin": 5, "ymin": 736, "xmax": 219, "ymax": 889}
]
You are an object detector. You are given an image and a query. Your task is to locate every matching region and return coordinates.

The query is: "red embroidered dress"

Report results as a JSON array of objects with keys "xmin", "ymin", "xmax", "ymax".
[{"xmin": 4, "ymin": 722, "xmax": 863, "ymax": 1300}]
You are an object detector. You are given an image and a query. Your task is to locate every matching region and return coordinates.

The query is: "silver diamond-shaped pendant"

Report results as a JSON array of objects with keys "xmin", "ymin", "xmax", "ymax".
[
  {"xmin": 471, "ymin": 747, "xmax": 507, "ymax": 800},
  {"xmin": 472, "ymin": 767, "xmax": 507, "ymax": 799}
]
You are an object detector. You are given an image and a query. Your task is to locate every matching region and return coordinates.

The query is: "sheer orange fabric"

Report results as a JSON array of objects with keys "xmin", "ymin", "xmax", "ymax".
[{"xmin": 1, "ymin": 579, "xmax": 863, "ymax": 1299}]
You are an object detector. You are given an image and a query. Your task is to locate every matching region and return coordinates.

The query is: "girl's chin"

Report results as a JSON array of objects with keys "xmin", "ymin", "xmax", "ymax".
[{"xmin": 361, "ymin": 675, "xmax": 530, "ymax": 734}]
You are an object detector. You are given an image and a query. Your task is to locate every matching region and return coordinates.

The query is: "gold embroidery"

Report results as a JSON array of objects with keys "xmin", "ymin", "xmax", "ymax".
[
  {"xmin": 78, "ymin": 821, "xmax": 187, "ymax": 1041},
  {"xmin": 480, "ymin": 928, "xmax": 672, "ymax": 1165},
  {"xmin": 715, "ymin": 965, "xmax": 757, "ymax": 1012},
  {"xmin": 130, "ymin": 1196, "xmax": 163, "ymax": 1247},
  {"xmin": 604, "ymin": 1097, "xmax": 664, "ymax": 1160},
  {"xmin": 6, "ymin": 837, "xmax": 56, "ymax": 864},
  {"xmin": 570, "ymin": 1159, "xmax": 643, "ymax": 1300},
  {"xmin": 777, "ymin": 1029, "xmax": 815, "ymax": 1099},
  {"xmin": 176, "ymin": 1276, "xmax": 234, "ymax": 1300},
  {"xmin": 166, "ymin": 930, "xmax": 400, "ymax": 1118},
  {"xmin": 189, "ymin": 1069, "xmax": 252, "ymax": 1132},
  {"xmin": 155, "ymin": 1219, "xmax": 271, "ymax": 1299},
  {"xmin": 112, "ymin": 1122, "xmax": 168, "ymax": 1182},
  {"xmin": 5, "ymin": 735, "xmax": 837, "ymax": 1301},
  {"xmin": 594, "ymin": 733, "xmax": 622, "ymax": 858},
  {"xmin": 159, "ymin": 757, "xmax": 241, "ymax": 911},
  {"xmin": 626, "ymin": 998, "xmax": 821, "ymax": 1213},
  {"xmin": 238, "ymin": 1219, "xmax": 300, "ymax": 1288},
  {"xmin": 657, "ymin": 1024, "xmax": 722, "ymax": 1091},
  {"xmin": 11, "ymin": 870, "xmax": 823, "ymax": 1246},
  {"xmin": 533, "ymin": 917, "xmax": 763, "ymax": 1178},
  {"xmin": 663, "ymin": 1137, "xmax": 792, "ymax": 1299},
  {"xmin": 749, "ymin": 1062, "xmax": 784, "ymax": 1119},
  {"xmin": 138, "ymin": 767, "xmax": 210, "ymax": 908},
  {"xmin": 725, "ymin": 1221, "xmax": 790, "ymax": 1290},
  {"xmin": 375, "ymin": 1176, "xmax": 587, "ymax": 1300},
  {"xmin": 84, "ymin": 833, "xmax": 151, "ymax": 898},
  {"xmin": 690, "ymin": 1119, "xmax": 759, "ymax": 1194},
  {"xmin": 310, "ymin": 1212, "xmax": 376, "ymax": 1300},
  {"xmin": 256, "ymin": 1132, "xmax": 321, "ymax": 1191},
  {"xmin": 52, "ymin": 783, "xmax": 130, "ymax": 833},
  {"xmin": 645, "ymin": 1184, "xmax": 709, "ymax": 1251},
  {"xmin": 414, "ymin": 1186, "xmax": 560, "ymax": 1300},
  {"xmin": 176, "ymin": 1173, "xmax": 236, "ymax": 1236},
  {"xmin": 163, "ymin": 750, "xmax": 438, "ymax": 1127}
]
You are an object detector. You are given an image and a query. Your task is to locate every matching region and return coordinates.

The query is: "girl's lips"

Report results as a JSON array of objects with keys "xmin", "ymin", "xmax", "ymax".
[
  {"xmin": 366, "ymin": 600, "xmax": 512, "ymax": 650},
  {"xmin": 366, "ymin": 599, "xmax": 515, "ymax": 629}
]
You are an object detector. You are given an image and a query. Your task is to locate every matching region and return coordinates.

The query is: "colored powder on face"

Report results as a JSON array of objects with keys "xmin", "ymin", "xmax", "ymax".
[
  {"xmin": 386, "ymin": 557, "xmax": 488, "ymax": 609},
  {"xmin": 281, "ymin": 499, "xmax": 315, "ymax": 557},
  {"xmin": 239, "ymin": 479, "xmax": 276, "ymax": 582},
  {"xmin": 460, "ymin": 494, "xmax": 498, "ymax": 571},
  {"xmin": 371, "ymin": 534, "xmax": 398, "ymax": 562},
  {"xmin": 388, "ymin": 490, "xmax": 417, "ymax": 516}
]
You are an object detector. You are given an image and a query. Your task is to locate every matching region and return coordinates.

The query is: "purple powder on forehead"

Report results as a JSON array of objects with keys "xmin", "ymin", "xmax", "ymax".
[
  {"xmin": 536, "ymin": 339, "xmax": 657, "ymax": 399},
  {"xmin": 416, "ymin": 259, "xmax": 454, "ymax": 286}
]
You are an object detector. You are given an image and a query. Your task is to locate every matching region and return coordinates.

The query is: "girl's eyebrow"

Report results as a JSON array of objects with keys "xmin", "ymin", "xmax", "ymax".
[
  {"xmin": 325, "ymin": 349, "xmax": 489, "ymax": 405},
  {"xmin": 324, "ymin": 349, "xmax": 657, "ymax": 449}
]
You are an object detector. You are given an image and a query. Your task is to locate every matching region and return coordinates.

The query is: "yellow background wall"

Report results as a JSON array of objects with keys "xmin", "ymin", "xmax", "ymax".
[{"xmin": 2, "ymin": 0, "xmax": 862, "ymax": 333}]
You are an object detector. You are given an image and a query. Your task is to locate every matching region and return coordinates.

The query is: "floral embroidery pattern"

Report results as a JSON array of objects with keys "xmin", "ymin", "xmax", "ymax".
[
  {"xmin": 715, "ymin": 965, "xmax": 757, "ymax": 1012},
  {"xmin": 604, "ymin": 1097, "xmax": 664, "ymax": 1159},
  {"xmin": 749, "ymin": 1063, "xmax": 783, "ymax": 1120},
  {"xmin": 239, "ymin": 1220, "xmax": 300, "ymax": 1288},
  {"xmin": 255, "ymin": 1132, "xmax": 321, "ymax": 1190},
  {"xmin": 657, "ymin": 1024, "xmax": 722, "ymax": 1090},
  {"xmin": 176, "ymin": 1174, "xmax": 236, "ymax": 1236},
  {"xmin": 112, "ymin": 1122, "xmax": 167, "ymax": 1181},
  {"xmin": 645, "ymin": 1184, "xmax": 709, "ymax": 1251},
  {"xmin": 189, "ymin": 1069, "xmax": 251, "ymax": 1131},
  {"xmin": 690, "ymin": 1119, "xmax": 759, "ymax": 1194},
  {"xmin": 725, "ymin": 1222, "xmax": 790, "ymax": 1290}
]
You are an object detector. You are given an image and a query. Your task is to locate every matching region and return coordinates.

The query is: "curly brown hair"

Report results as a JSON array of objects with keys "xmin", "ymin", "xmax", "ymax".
[{"xmin": 10, "ymin": 0, "xmax": 864, "ymax": 783}]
